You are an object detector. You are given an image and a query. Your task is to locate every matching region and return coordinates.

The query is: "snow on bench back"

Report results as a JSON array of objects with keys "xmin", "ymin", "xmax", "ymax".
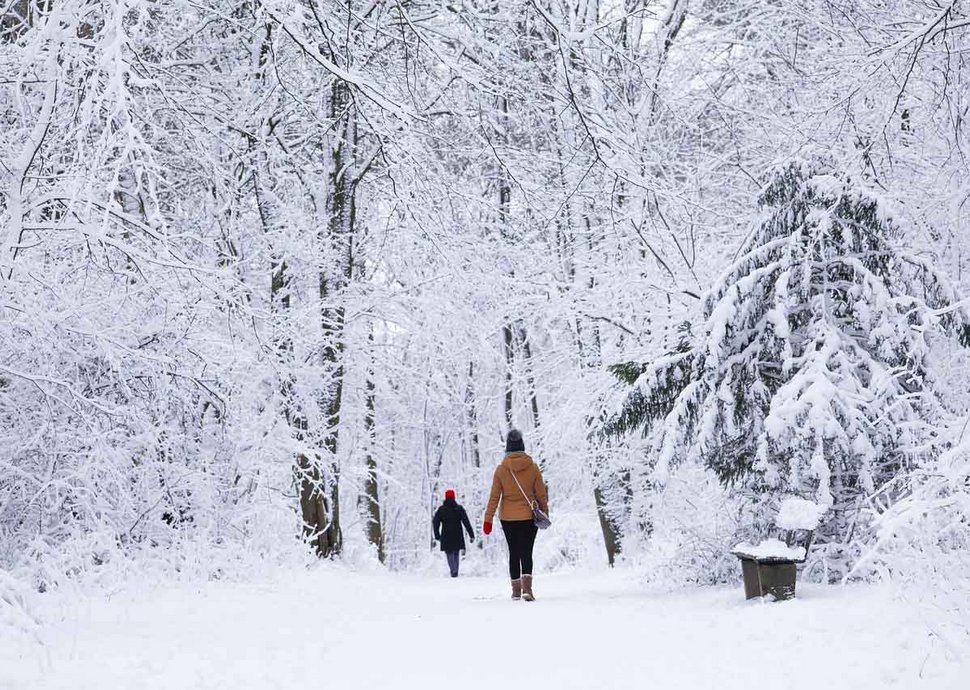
[
  {"xmin": 776, "ymin": 497, "xmax": 827, "ymax": 531},
  {"xmin": 732, "ymin": 538, "xmax": 806, "ymax": 561}
]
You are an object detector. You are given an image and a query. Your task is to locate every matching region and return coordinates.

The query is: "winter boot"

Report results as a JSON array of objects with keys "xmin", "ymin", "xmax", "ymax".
[
  {"xmin": 511, "ymin": 578, "xmax": 522, "ymax": 600},
  {"xmin": 522, "ymin": 574, "xmax": 535, "ymax": 602}
]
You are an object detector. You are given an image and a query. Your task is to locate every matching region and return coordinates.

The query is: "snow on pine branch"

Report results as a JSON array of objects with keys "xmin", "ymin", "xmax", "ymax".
[{"xmin": 605, "ymin": 157, "xmax": 970, "ymax": 554}]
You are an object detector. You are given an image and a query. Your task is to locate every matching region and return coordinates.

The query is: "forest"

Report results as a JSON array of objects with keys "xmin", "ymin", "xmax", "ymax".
[{"xmin": 2, "ymin": 0, "xmax": 970, "ymax": 636}]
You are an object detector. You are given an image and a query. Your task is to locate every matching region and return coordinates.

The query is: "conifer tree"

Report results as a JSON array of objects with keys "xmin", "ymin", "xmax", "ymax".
[{"xmin": 606, "ymin": 158, "xmax": 970, "ymax": 547}]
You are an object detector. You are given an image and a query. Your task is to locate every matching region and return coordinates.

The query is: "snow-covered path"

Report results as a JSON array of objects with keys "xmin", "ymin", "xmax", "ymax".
[{"xmin": 4, "ymin": 567, "xmax": 966, "ymax": 689}]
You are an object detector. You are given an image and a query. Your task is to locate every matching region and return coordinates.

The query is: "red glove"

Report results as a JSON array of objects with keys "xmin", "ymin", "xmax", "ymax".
[{"xmin": 483, "ymin": 521, "xmax": 492, "ymax": 535}]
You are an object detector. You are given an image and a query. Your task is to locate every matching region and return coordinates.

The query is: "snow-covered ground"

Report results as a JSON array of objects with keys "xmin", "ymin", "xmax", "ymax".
[{"xmin": 4, "ymin": 566, "xmax": 967, "ymax": 689}]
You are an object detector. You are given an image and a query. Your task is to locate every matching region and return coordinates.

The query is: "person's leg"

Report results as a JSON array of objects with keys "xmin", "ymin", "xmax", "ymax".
[
  {"xmin": 521, "ymin": 523, "xmax": 539, "ymax": 601},
  {"xmin": 501, "ymin": 521, "xmax": 522, "ymax": 580},
  {"xmin": 446, "ymin": 551, "xmax": 459, "ymax": 577},
  {"xmin": 520, "ymin": 523, "xmax": 538, "ymax": 576},
  {"xmin": 501, "ymin": 521, "xmax": 523, "ymax": 599}
]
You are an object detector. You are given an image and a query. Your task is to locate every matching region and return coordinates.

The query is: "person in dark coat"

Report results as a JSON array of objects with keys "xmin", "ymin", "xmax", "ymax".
[{"xmin": 433, "ymin": 489, "xmax": 475, "ymax": 577}]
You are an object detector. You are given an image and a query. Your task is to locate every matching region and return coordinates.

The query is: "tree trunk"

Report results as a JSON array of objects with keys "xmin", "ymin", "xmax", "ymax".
[
  {"xmin": 361, "ymin": 359, "xmax": 384, "ymax": 563},
  {"xmin": 593, "ymin": 485, "xmax": 620, "ymax": 567},
  {"xmin": 503, "ymin": 324, "xmax": 515, "ymax": 427},
  {"xmin": 579, "ymin": 200, "xmax": 627, "ymax": 566},
  {"xmin": 591, "ymin": 460, "xmax": 631, "ymax": 568},
  {"xmin": 247, "ymin": 21, "xmax": 336, "ymax": 558},
  {"xmin": 465, "ymin": 362, "xmax": 481, "ymax": 468},
  {"xmin": 515, "ymin": 325, "xmax": 541, "ymax": 433},
  {"xmin": 496, "ymin": 92, "xmax": 516, "ymax": 430},
  {"xmin": 310, "ymin": 77, "xmax": 360, "ymax": 559}
]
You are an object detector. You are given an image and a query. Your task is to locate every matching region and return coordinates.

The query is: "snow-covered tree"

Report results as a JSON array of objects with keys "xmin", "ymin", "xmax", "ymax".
[
  {"xmin": 3, "ymin": 0, "xmax": 970, "ymax": 586},
  {"xmin": 606, "ymin": 158, "xmax": 970, "ymax": 561}
]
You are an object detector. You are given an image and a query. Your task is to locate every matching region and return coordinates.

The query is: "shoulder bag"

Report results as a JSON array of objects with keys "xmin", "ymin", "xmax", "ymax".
[{"xmin": 509, "ymin": 467, "xmax": 551, "ymax": 529}]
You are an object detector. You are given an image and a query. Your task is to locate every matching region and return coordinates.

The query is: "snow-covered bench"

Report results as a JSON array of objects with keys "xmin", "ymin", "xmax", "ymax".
[{"xmin": 730, "ymin": 498, "xmax": 826, "ymax": 601}]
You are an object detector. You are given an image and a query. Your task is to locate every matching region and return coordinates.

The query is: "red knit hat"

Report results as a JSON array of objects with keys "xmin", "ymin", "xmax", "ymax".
[{"xmin": 445, "ymin": 489, "xmax": 456, "ymax": 500}]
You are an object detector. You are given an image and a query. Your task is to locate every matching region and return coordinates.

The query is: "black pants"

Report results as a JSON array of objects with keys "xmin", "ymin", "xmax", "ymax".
[
  {"xmin": 501, "ymin": 519, "xmax": 538, "ymax": 580},
  {"xmin": 446, "ymin": 551, "xmax": 460, "ymax": 577}
]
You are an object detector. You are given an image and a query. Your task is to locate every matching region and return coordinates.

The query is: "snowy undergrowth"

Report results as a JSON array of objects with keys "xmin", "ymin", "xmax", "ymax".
[
  {"xmin": 0, "ymin": 568, "xmax": 43, "ymax": 648},
  {"xmin": 861, "ymin": 431, "xmax": 970, "ymax": 653},
  {"xmin": 626, "ymin": 464, "xmax": 746, "ymax": 588},
  {"xmin": 626, "ymin": 462, "xmax": 874, "ymax": 591},
  {"xmin": 0, "ymin": 528, "xmax": 317, "ymax": 647}
]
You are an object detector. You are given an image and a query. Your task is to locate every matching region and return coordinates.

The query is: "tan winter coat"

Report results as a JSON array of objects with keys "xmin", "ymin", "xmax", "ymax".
[{"xmin": 485, "ymin": 452, "xmax": 549, "ymax": 523}]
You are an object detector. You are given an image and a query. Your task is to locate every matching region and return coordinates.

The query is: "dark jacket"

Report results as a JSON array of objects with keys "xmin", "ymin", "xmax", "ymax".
[{"xmin": 433, "ymin": 499, "xmax": 474, "ymax": 552}]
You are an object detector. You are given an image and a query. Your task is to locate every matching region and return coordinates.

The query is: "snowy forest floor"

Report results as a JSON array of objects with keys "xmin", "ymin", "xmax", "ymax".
[{"xmin": 4, "ymin": 566, "xmax": 967, "ymax": 689}]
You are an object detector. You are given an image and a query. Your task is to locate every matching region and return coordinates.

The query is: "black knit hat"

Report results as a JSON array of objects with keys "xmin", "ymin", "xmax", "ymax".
[{"xmin": 505, "ymin": 429, "xmax": 525, "ymax": 453}]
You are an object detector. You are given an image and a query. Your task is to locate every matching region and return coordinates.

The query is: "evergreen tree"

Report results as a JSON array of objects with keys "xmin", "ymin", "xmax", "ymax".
[{"xmin": 606, "ymin": 158, "xmax": 970, "ymax": 551}]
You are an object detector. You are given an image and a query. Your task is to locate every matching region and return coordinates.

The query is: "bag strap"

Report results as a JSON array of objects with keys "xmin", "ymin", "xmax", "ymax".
[{"xmin": 508, "ymin": 465, "xmax": 535, "ymax": 509}]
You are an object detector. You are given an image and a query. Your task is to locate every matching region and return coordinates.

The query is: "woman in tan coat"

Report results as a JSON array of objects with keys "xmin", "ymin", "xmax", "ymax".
[{"xmin": 483, "ymin": 429, "xmax": 548, "ymax": 601}]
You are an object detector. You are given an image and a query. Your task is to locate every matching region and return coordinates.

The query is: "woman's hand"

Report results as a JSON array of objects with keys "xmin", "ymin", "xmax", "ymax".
[{"xmin": 483, "ymin": 521, "xmax": 492, "ymax": 535}]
